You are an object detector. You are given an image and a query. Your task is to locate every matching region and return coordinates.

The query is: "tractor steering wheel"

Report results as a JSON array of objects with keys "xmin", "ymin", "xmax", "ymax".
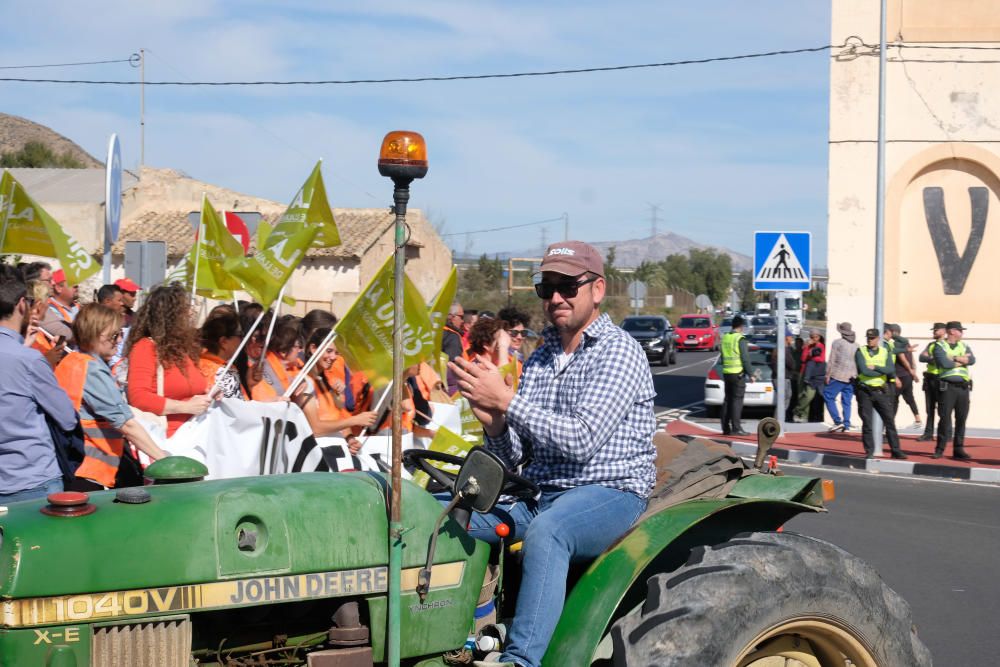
[{"xmin": 403, "ymin": 448, "xmax": 540, "ymax": 501}]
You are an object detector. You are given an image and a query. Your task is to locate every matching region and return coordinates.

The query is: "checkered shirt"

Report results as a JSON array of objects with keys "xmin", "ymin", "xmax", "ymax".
[{"xmin": 484, "ymin": 312, "xmax": 657, "ymax": 498}]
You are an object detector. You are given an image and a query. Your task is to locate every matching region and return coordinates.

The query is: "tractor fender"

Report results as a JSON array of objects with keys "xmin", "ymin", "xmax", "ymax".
[{"xmin": 542, "ymin": 496, "xmax": 822, "ymax": 667}]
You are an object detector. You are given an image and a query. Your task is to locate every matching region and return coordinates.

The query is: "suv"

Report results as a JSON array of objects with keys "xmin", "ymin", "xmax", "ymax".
[{"xmin": 621, "ymin": 315, "xmax": 676, "ymax": 365}]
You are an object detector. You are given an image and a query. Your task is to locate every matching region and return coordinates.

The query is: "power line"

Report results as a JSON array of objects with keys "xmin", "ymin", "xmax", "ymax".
[
  {"xmin": 0, "ymin": 44, "xmax": 839, "ymax": 86},
  {"xmin": 440, "ymin": 216, "xmax": 564, "ymax": 238},
  {"xmin": 0, "ymin": 55, "xmax": 140, "ymax": 70}
]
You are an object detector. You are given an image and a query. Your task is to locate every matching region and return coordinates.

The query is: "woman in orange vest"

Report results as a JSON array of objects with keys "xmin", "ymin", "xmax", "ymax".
[
  {"xmin": 294, "ymin": 328, "xmax": 379, "ymax": 451},
  {"xmin": 199, "ymin": 309, "xmax": 248, "ymax": 399},
  {"xmin": 250, "ymin": 321, "xmax": 304, "ymax": 401},
  {"xmin": 55, "ymin": 304, "xmax": 167, "ymax": 490}
]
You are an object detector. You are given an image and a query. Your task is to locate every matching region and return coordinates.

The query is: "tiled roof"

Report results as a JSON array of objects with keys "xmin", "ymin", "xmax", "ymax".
[{"xmin": 111, "ymin": 207, "xmax": 425, "ymax": 259}]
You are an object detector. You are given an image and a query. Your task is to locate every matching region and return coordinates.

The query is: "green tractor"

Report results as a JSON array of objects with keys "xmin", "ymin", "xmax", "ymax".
[{"xmin": 0, "ymin": 419, "xmax": 930, "ymax": 666}]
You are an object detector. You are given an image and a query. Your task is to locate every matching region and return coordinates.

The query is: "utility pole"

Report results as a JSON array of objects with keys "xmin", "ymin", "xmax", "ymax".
[
  {"xmin": 464, "ymin": 231, "xmax": 473, "ymax": 259},
  {"xmin": 563, "ymin": 211, "xmax": 569, "ymax": 240},
  {"xmin": 540, "ymin": 226, "xmax": 548, "ymax": 255},
  {"xmin": 872, "ymin": 0, "xmax": 888, "ymax": 457},
  {"xmin": 139, "ymin": 48, "xmax": 145, "ymax": 171}
]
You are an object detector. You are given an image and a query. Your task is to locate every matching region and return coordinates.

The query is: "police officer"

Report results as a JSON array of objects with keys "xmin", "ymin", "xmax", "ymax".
[
  {"xmin": 720, "ymin": 316, "xmax": 752, "ymax": 436},
  {"xmin": 932, "ymin": 321, "xmax": 974, "ymax": 460},
  {"xmin": 854, "ymin": 328, "xmax": 907, "ymax": 459},
  {"xmin": 916, "ymin": 322, "xmax": 946, "ymax": 442}
]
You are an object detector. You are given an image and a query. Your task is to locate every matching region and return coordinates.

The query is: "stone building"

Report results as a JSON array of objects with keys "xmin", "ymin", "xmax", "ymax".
[{"xmin": 827, "ymin": 0, "xmax": 1000, "ymax": 427}]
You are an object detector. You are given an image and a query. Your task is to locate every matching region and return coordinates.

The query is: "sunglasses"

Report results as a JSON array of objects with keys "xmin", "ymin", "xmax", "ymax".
[
  {"xmin": 507, "ymin": 329, "xmax": 527, "ymax": 338},
  {"xmin": 534, "ymin": 276, "xmax": 598, "ymax": 300}
]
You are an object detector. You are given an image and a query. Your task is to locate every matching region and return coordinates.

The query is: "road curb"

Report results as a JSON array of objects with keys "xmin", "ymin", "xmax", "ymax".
[{"xmin": 723, "ymin": 440, "xmax": 1000, "ymax": 483}]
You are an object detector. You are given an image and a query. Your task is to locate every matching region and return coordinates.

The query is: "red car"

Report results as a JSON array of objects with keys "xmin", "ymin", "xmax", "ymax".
[{"xmin": 673, "ymin": 313, "xmax": 720, "ymax": 351}]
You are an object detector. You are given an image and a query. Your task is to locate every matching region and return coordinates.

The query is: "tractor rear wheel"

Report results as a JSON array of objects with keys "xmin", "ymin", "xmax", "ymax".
[{"xmin": 607, "ymin": 531, "xmax": 931, "ymax": 667}]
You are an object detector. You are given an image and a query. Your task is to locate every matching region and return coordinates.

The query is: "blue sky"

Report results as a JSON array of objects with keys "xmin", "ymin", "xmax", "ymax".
[{"xmin": 0, "ymin": 1, "xmax": 833, "ymax": 263}]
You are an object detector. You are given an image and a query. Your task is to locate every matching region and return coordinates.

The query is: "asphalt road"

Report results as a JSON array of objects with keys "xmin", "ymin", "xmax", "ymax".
[
  {"xmin": 648, "ymin": 351, "xmax": 1000, "ymax": 665},
  {"xmin": 786, "ymin": 466, "xmax": 1000, "ymax": 666}
]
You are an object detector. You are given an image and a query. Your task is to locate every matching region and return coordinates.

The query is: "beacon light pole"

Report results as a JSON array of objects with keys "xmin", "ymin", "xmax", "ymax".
[{"xmin": 377, "ymin": 130, "xmax": 428, "ymax": 667}]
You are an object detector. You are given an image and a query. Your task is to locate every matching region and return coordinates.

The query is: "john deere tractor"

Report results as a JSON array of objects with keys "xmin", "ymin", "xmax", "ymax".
[{"xmin": 0, "ymin": 419, "xmax": 930, "ymax": 666}]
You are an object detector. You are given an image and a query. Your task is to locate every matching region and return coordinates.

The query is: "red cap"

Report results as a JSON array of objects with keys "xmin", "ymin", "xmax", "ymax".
[
  {"xmin": 52, "ymin": 269, "xmax": 66, "ymax": 284},
  {"xmin": 114, "ymin": 277, "xmax": 141, "ymax": 293}
]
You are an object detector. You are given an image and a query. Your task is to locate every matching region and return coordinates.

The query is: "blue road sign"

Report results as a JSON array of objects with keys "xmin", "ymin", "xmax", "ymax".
[{"xmin": 753, "ymin": 232, "xmax": 811, "ymax": 291}]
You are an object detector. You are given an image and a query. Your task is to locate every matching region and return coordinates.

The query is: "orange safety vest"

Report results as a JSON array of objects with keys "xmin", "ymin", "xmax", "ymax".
[
  {"xmin": 251, "ymin": 351, "xmax": 297, "ymax": 401},
  {"xmin": 48, "ymin": 298, "xmax": 76, "ymax": 323},
  {"xmin": 31, "ymin": 331, "xmax": 54, "ymax": 354},
  {"xmin": 54, "ymin": 352, "xmax": 124, "ymax": 488},
  {"xmin": 199, "ymin": 350, "xmax": 248, "ymax": 399}
]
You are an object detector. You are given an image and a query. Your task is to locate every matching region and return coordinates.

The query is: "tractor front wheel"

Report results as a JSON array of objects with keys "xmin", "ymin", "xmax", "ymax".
[{"xmin": 607, "ymin": 531, "xmax": 931, "ymax": 667}]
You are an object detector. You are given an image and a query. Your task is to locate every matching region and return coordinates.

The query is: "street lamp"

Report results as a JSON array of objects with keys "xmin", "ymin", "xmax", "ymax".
[{"xmin": 377, "ymin": 130, "xmax": 427, "ymax": 667}]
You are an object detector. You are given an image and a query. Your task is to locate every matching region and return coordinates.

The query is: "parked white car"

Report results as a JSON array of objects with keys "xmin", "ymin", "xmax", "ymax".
[{"xmin": 704, "ymin": 344, "xmax": 776, "ymax": 418}]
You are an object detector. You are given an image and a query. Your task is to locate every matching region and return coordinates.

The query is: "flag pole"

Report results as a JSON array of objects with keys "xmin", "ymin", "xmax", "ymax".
[
  {"xmin": 284, "ymin": 325, "xmax": 338, "ymax": 398},
  {"xmin": 191, "ymin": 195, "xmax": 205, "ymax": 304},
  {"xmin": 258, "ymin": 283, "xmax": 287, "ymax": 370},
  {"xmin": 211, "ymin": 308, "xmax": 267, "ymax": 397}
]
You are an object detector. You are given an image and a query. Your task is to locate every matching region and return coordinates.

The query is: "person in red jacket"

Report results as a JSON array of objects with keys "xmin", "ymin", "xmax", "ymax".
[{"xmin": 123, "ymin": 283, "xmax": 213, "ymax": 438}]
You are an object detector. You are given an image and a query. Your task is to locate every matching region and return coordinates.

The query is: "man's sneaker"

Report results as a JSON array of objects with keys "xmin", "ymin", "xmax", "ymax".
[
  {"xmin": 827, "ymin": 423, "xmax": 846, "ymax": 433},
  {"xmin": 953, "ymin": 451, "xmax": 973, "ymax": 461},
  {"xmin": 890, "ymin": 451, "xmax": 908, "ymax": 460}
]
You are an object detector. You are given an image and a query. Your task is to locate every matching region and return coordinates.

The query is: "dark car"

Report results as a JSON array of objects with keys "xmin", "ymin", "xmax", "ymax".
[
  {"xmin": 621, "ymin": 315, "xmax": 676, "ymax": 365},
  {"xmin": 747, "ymin": 315, "xmax": 779, "ymax": 343}
]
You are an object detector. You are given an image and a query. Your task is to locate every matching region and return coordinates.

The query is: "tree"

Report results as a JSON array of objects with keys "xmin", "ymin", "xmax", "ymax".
[
  {"xmin": 633, "ymin": 260, "xmax": 667, "ymax": 289},
  {"xmin": 661, "ymin": 254, "xmax": 693, "ymax": 292},
  {"xmin": 736, "ymin": 270, "xmax": 756, "ymax": 311},
  {"xmin": 604, "ymin": 246, "xmax": 623, "ymax": 281},
  {"xmin": 0, "ymin": 141, "xmax": 85, "ymax": 168},
  {"xmin": 687, "ymin": 248, "xmax": 732, "ymax": 305}
]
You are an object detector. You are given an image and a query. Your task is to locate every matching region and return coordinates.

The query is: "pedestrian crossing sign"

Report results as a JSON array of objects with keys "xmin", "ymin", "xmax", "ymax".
[{"xmin": 753, "ymin": 232, "xmax": 811, "ymax": 291}]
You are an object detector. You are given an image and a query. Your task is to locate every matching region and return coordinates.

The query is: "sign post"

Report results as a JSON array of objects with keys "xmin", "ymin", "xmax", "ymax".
[
  {"xmin": 104, "ymin": 134, "xmax": 122, "ymax": 285},
  {"xmin": 627, "ymin": 280, "xmax": 647, "ymax": 315},
  {"xmin": 754, "ymin": 232, "xmax": 812, "ymax": 431}
]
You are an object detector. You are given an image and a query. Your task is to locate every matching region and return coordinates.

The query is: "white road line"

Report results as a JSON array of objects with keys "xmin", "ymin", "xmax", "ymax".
[
  {"xmin": 653, "ymin": 354, "xmax": 719, "ymax": 375},
  {"xmin": 775, "ymin": 460, "xmax": 1000, "ymax": 489}
]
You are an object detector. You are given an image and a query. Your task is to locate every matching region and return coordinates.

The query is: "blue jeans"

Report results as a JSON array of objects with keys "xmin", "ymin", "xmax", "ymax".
[
  {"xmin": 0, "ymin": 477, "xmax": 62, "ymax": 504},
  {"xmin": 467, "ymin": 485, "xmax": 646, "ymax": 667},
  {"xmin": 823, "ymin": 379, "xmax": 854, "ymax": 428}
]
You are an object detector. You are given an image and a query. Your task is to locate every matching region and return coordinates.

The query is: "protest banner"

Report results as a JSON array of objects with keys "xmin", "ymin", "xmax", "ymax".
[
  {"xmin": 0, "ymin": 170, "xmax": 101, "ymax": 285},
  {"xmin": 165, "ymin": 399, "xmax": 387, "ymax": 479}
]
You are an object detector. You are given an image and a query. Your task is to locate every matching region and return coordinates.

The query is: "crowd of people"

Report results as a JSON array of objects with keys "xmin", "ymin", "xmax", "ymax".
[
  {"xmin": 0, "ymin": 258, "xmax": 543, "ymax": 503},
  {"xmin": 721, "ymin": 318, "xmax": 976, "ymax": 461}
]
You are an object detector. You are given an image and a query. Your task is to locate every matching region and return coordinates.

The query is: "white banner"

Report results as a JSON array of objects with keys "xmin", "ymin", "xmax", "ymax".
[{"xmin": 164, "ymin": 399, "xmax": 390, "ymax": 479}]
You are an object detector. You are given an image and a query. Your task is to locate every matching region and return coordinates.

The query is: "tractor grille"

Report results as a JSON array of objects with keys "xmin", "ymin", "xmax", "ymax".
[{"xmin": 92, "ymin": 616, "xmax": 191, "ymax": 667}]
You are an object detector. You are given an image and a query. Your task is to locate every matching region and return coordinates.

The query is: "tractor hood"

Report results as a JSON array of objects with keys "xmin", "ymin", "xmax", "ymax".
[{"xmin": 0, "ymin": 473, "xmax": 473, "ymax": 605}]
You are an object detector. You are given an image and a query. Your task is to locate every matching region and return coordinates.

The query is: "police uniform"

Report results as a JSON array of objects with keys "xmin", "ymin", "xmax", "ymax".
[
  {"xmin": 932, "ymin": 321, "xmax": 974, "ymax": 460},
  {"xmin": 916, "ymin": 322, "xmax": 946, "ymax": 442},
  {"xmin": 854, "ymin": 329, "xmax": 907, "ymax": 459},
  {"xmin": 720, "ymin": 319, "xmax": 752, "ymax": 436}
]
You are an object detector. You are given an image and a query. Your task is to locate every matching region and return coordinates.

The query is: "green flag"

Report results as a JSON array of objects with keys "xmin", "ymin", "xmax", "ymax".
[
  {"xmin": 411, "ymin": 426, "xmax": 475, "ymax": 489},
  {"xmin": 428, "ymin": 266, "xmax": 457, "ymax": 358},
  {"xmin": 290, "ymin": 161, "xmax": 340, "ymax": 248},
  {"xmin": 225, "ymin": 163, "xmax": 340, "ymax": 307},
  {"xmin": 335, "ymin": 256, "xmax": 436, "ymax": 389},
  {"xmin": 181, "ymin": 196, "xmax": 245, "ymax": 298},
  {"xmin": 0, "ymin": 170, "xmax": 100, "ymax": 286}
]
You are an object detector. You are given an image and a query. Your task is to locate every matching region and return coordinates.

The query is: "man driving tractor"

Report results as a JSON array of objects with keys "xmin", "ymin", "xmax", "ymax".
[{"xmin": 449, "ymin": 240, "xmax": 656, "ymax": 667}]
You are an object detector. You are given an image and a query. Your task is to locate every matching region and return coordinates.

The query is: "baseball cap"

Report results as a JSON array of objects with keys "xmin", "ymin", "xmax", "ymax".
[
  {"xmin": 114, "ymin": 277, "xmax": 141, "ymax": 293},
  {"xmin": 52, "ymin": 269, "xmax": 66, "ymax": 285},
  {"xmin": 537, "ymin": 241, "xmax": 604, "ymax": 278}
]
